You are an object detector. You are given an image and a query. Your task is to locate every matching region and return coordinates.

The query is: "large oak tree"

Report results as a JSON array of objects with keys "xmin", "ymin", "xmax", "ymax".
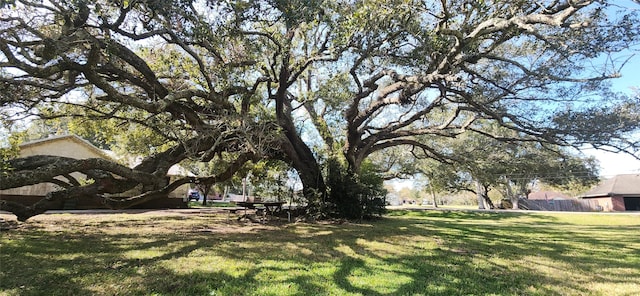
[{"xmin": 1, "ymin": 0, "xmax": 639, "ymax": 220}]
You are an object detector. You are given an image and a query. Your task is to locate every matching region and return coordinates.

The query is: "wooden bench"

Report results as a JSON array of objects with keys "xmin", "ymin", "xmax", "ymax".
[{"xmin": 228, "ymin": 207, "xmax": 248, "ymax": 213}]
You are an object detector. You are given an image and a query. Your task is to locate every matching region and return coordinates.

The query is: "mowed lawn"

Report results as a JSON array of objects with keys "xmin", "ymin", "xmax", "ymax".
[{"xmin": 1, "ymin": 210, "xmax": 639, "ymax": 296}]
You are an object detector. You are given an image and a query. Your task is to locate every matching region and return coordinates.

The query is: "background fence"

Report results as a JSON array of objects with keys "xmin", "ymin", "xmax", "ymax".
[{"xmin": 518, "ymin": 198, "xmax": 602, "ymax": 212}]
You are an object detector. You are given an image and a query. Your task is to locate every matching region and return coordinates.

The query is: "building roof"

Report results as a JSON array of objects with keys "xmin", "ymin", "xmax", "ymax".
[
  {"xmin": 581, "ymin": 174, "xmax": 640, "ymax": 198},
  {"xmin": 20, "ymin": 134, "xmax": 193, "ymax": 177},
  {"xmin": 167, "ymin": 163, "xmax": 195, "ymax": 177},
  {"xmin": 20, "ymin": 134, "xmax": 115, "ymax": 161}
]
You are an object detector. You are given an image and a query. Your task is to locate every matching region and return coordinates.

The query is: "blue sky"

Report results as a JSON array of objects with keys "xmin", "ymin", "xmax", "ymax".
[
  {"xmin": 581, "ymin": 69, "xmax": 640, "ymax": 178},
  {"xmin": 580, "ymin": 4, "xmax": 640, "ymax": 178}
]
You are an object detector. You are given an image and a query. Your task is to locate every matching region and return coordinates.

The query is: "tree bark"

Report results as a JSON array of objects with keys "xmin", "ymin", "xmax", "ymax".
[
  {"xmin": 475, "ymin": 181, "xmax": 486, "ymax": 210},
  {"xmin": 430, "ymin": 183, "xmax": 438, "ymax": 208},
  {"xmin": 274, "ymin": 55, "xmax": 327, "ymax": 202},
  {"xmin": 483, "ymin": 195, "xmax": 495, "ymax": 209}
]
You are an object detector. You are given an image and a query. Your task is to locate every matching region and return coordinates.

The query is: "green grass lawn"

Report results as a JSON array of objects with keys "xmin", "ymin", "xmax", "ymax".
[{"xmin": 1, "ymin": 210, "xmax": 639, "ymax": 296}]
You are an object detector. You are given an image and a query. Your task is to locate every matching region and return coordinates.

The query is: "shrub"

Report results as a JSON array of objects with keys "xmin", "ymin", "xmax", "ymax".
[{"xmin": 325, "ymin": 159, "xmax": 387, "ymax": 220}]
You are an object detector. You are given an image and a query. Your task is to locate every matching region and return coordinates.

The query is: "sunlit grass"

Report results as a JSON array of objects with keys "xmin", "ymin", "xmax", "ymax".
[{"xmin": 1, "ymin": 210, "xmax": 639, "ymax": 295}]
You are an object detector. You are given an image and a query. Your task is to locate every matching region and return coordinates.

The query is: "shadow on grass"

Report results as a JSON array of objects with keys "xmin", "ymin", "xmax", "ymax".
[
  {"xmin": 387, "ymin": 208, "xmax": 559, "ymax": 222},
  {"xmin": 1, "ymin": 210, "xmax": 639, "ymax": 295}
]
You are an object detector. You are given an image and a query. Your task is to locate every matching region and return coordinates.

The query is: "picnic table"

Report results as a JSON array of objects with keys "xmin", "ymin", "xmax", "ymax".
[{"xmin": 235, "ymin": 201, "xmax": 285, "ymax": 215}]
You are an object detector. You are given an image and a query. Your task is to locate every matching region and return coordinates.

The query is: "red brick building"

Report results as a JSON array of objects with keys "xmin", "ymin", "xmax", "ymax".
[{"xmin": 580, "ymin": 174, "xmax": 640, "ymax": 211}]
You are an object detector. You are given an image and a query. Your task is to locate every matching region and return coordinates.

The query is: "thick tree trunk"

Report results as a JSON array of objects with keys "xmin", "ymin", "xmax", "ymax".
[
  {"xmin": 511, "ymin": 197, "xmax": 519, "ymax": 210},
  {"xmin": 475, "ymin": 181, "xmax": 486, "ymax": 210},
  {"xmin": 201, "ymin": 185, "xmax": 211, "ymax": 206},
  {"xmin": 504, "ymin": 181, "xmax": 519, "ymax": 210},
  {"xmin": 475, "ymin": 181, "xmax": 495, "ymax": 209},
  {"xmin": 483, "ymin": 195, "xmax": 495, "ymax": 209},
  {"xmin": 514, "ymin": 185, "xmax": 530, "ymax": 210},
  {"xmin": 277, "ymin": 135, "xmax": 327, "ymax": 201},
  {"xmin": 430, "ymin": 184, "xmax": 438, "ymax": 208},
  {"xmin": 274, "ymin": 58, "xmax": 327, "ymax": 203}
]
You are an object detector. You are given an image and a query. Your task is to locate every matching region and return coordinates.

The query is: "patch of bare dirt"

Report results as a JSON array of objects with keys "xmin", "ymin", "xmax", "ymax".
[{"xmin": 0, "ymin": 209, "xmax": 291, "ymax": 234}]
